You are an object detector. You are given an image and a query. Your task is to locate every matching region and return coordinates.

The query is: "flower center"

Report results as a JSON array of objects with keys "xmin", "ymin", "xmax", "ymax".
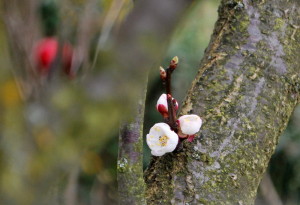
[{"xmin": 159, "ymin": 135, "xmax": 169, "ymax": 147}]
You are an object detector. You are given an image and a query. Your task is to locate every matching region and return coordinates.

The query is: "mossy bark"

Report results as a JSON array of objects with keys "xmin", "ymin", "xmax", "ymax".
[
  {"xmin": 118, "ymin": 121, "xmax": 146, "ymax": 205},
  {"xmin": 118, "ymin": 80, "xmax": 148, "ymax": 205},
  {"xmin": 145, "ymin": 0, "xmax": 300, "ymax": 204}
]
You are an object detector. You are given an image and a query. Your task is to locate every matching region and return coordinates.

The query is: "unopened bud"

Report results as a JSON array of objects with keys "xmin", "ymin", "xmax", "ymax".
[
  {"xmin": 170, "ymin": 56, "xmax": 178, "ymax": 70},
  {"xmin": 172, "ymin": 98, "xmax": 179, "ymax": 110},
  {"xmin": 172, "ymin": 56, "xmax": 179, "ymax": 64},
  {"xmin": 160, "ymin": 66, "xmax": 167, "ymax": 80},
  {"xmin": 157, "ymin": 104, "xmax": 168, "ymax": 118}
]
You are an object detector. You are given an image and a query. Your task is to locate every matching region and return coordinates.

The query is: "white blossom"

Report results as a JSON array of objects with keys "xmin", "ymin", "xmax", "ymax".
[
  {"xmin": 178, "ymin": 114, "xmax": 202, "ymax": 135},
  {"xmin": 156, "ymin": 94, "xmax": 178, "ymax": 112},
  {"xmin": 146, "ymin": 123, "xmax": 179, "ymax": 156}
]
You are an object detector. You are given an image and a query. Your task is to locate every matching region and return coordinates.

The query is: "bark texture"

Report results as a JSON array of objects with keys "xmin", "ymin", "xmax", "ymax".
[
  {"xmin": 145, "ymin": 0, "xmax": 300, "ymax": 204},
  {"xmin": 118, "ymin": 81, "xmax": 147, "ymax": 205},
  {"xmin": 118, "ymin": 121, "xmax": 146, "ymax": 205}
]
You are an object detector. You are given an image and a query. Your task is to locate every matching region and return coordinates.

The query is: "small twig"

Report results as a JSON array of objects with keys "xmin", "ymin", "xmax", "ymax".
[
  {"xmin": 165, "ymin": 68, "xmax": 173, "ymax": 95},
  {"xmin": 161, "ymin": 57, "xmax": 179, "ymax": 131}
]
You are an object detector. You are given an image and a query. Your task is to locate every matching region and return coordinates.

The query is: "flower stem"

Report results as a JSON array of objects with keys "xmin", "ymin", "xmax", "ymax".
[{"xmin": 165, "ymin": 67, "xmax": 177, "ymax": 132}]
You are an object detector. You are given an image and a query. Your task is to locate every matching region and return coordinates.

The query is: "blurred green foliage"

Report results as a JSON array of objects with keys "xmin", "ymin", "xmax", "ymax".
[
  {"xmin": 268, "ymin": 106, "xmax": 300, "ymax": 204},
  {"xmin": 40, "ymin": 0, "xmax": 59, "ymax": 36}
]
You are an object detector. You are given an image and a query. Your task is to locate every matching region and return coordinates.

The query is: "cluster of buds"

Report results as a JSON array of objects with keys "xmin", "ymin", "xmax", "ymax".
[
  {"xmin": 146, "ymin": 57, "xmax": 202, "ymax": 156},
  {"xmin": 34, "ymin": 37, "xmax": 75, "ymax": 78}
]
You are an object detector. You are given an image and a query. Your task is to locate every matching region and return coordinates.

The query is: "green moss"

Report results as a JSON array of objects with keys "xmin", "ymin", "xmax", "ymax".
[
  {"xmin": 117, "ymin": 157, "xmax": 128, "ymax": 173},
  {"xmin": 198, "ymin": 198, "xmax": 209, "ymax": 204},
  {"xmin": 239, "ymin": 16, "xmax": 250, "ymax": 32},
  {"xmin": 134, "ymin": 136, "xmax": 143, "ymax": 153},
  {"xmin": 274, "ymin": 18, "xmax": 284, "ymax": 30}
]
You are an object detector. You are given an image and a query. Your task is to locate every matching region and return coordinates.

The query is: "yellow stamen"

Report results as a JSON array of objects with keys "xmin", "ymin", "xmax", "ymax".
[{"xmin": 159, "ymin": 135, "xmax": 169, "ymax": 147}]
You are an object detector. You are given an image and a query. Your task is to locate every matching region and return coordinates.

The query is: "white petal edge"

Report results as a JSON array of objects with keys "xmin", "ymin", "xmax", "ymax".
[
  {"xmin": 146, "ymin": 123, "xmax": 179, "ymax": 156},
  {"xmin": 178, "ymin": 114, "xmax": 202, "ymax": 135},
  {"xmin": 156, "ymin": 94, "xmax": 168, "ymax": 110},
  {"xmin": 151, "ymin": 150, "xmax": 165, "ymax": 156},
  {"xmin": 156, "ymin": 93, "xmax": 178, "ymax": 111}
]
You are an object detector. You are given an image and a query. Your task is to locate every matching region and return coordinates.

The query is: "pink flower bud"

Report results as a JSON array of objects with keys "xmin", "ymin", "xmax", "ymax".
[
  {"xmin": 35, "ymin": 37, "xmax": 58, "ymax": 74},
  {"xmin": 34, "ymin": 37, "xmax": 74, "ymax": 77},
  {"xmin": 157, "ymin": 104, "xmax": 168, "ymax": 118},
  {"xmin": 156, "ymin": 94, "xmax": 179, "ymax": 117}
]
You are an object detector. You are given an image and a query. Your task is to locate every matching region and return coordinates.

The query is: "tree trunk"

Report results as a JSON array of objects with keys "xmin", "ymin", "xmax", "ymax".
[
  {"xmin": 118, "ymin": 80, "xmax": 148, "ymax": 205},
  {"xmin": 145, "ymin": 0, "xmax": 300, "ymax": 204}
]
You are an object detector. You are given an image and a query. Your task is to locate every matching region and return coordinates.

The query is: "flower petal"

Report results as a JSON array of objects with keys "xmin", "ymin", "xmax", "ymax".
[
  {"xmin": 156, "ymin": 94, "xmax": 178, "ymax": 112},
  {"xmin": 146, "ymin": 123, "xmax": 179, "ymax": 156},
  {"xmin": 151, "ymin": 150, "xmax": 166, "ymax": 157},
  {"xmin": 178, "ymin": 114, "xmax": 202, "ymax": 135},
  {"xmin": 151, "ymin": 150, "xmax": 165, "ymax": 156},
  {"xmin": 156, "ymin": 94, "xmax": 168, "ymax": 110}
]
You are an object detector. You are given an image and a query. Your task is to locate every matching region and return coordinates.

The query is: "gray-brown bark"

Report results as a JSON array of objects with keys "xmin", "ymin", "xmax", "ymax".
[
  {"xmin": 118, "ymin": 80, "xmax": 147, "ymax": 205},
  {"xmin": 145, "ymin": 0, "xmax": 300, "ymax": 204},
  {"xmin": 118, "ymin": 121, "xmax": 146, "ymax": 205}
]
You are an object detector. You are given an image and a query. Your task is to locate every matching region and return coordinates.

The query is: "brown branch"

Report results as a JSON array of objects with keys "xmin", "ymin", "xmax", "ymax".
[
  {"xmin": 164, "ymin": 58, "xmax": 179, "ymax": 131},
  {"xmin": 259, "ymin": 172, "xmax": 283, "ymax": 205}
]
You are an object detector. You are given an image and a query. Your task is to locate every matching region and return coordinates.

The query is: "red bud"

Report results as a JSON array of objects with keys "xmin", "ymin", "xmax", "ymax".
[
  {"xmin": 35, "ymin": 37, "xmax": 58, "ymax": 74},
  {"xmin": 172, "ymin": 98, "xmax": 178, "ymax": 110},
  {"xmin": 62, "ymin": 43, "xmax": 74, "ymax": 77},
  {"xmin": 157, "ymin": 104, "xmax": 168, "ymax": 118},
  {"xmin": 169, "ymin": 56, "xmax": 178, "ymax": 70},
  {"xmin": 34, "ymin": 37, "xmax": 74, "ymax": 77}
]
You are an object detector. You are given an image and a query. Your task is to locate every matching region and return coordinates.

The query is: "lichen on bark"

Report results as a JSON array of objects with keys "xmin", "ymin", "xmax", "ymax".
[
  {"xmin": 145, "ymin": 0, "xmax": 300, "ymax": 204},
  {"xmin": 118, "ymin": 82, "xmax": 147, "ymax": 205}
]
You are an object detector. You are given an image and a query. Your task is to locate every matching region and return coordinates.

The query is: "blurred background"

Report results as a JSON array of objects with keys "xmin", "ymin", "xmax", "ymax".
[{"xmin": 0, "ymin": 0, "xmax": 299, "ymax": 204}]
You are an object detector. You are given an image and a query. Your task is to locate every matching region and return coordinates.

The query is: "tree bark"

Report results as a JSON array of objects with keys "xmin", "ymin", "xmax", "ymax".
[
  {"xmin": 118, "ymin": 79, "xmax": 148, "ymax": 205},
  {"xmin": 145, "ymin": 0, "xmax": 300, "ymax": 204}
]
